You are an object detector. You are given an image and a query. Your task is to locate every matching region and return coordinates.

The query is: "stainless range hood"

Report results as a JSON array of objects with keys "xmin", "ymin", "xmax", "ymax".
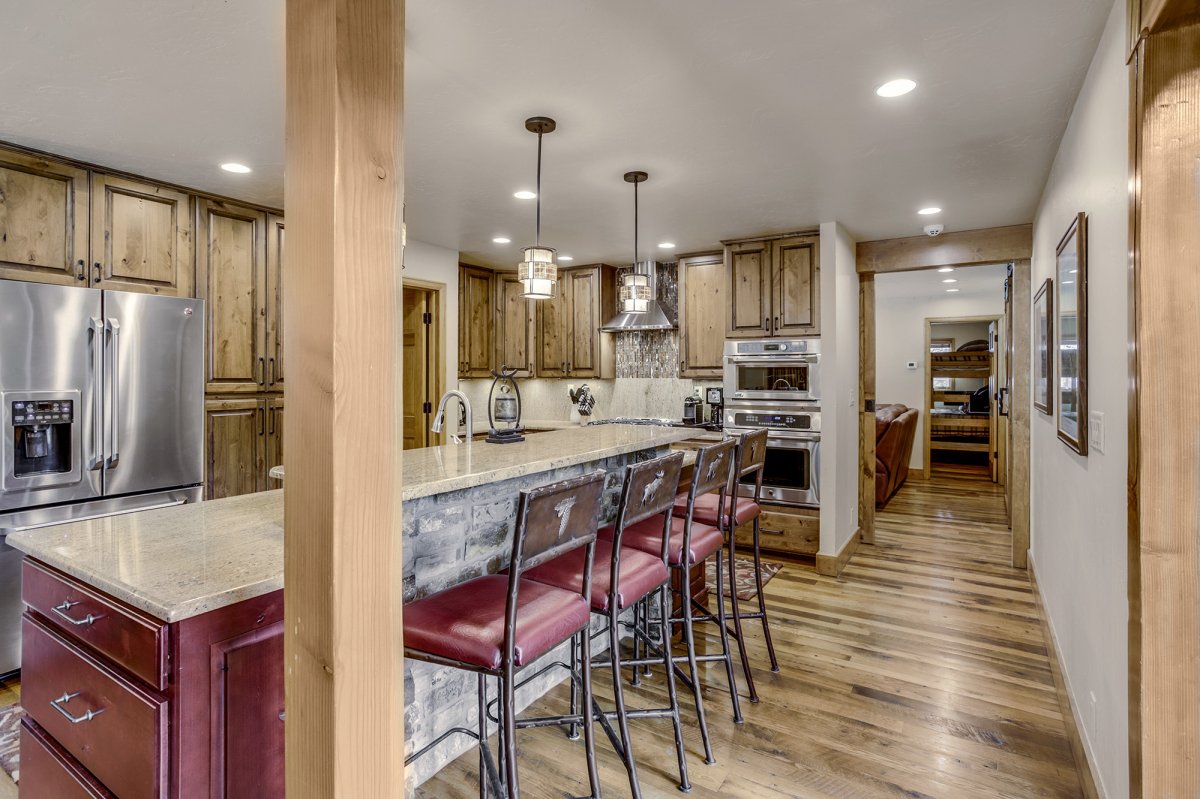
[{"xmin": 599, "ymin": 260, "xmax": 677, "ymax": 332}]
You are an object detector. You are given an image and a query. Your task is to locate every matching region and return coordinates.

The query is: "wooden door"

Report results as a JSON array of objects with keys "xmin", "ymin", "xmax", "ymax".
[
  {"xmin": 402, "ymin": 288, "xmax": 432, "ymax": 450},
  {"xmin": 198, "ymin": 199, "xmax": 267, "ymax": 394},
  {"xmin": 725, "ymin": 241, "xmax": 770, "ymax": 338},
  {"xmin": 495, "ymin": 272, "xmax": 535, "ymax": 376},
  {"xmin": 772, "ymin": 235, "xmax": 820, "ymax": 336},
  {"xmin": 266, "ymin": 396, "xmax": 285, "ymax": 480},
  {"xmin": 204, "ymin": 397, "xmax": 263, "ymax": 499},
  {"xmin": 211, "ymin": 622, "xmax": 285, "ymax": 798},
  {"xmin": 678, "ymin": 252, "xmax": 726, "ymax": 377},
  {"xmin": 536, "ymin": 277, "xmax": 571, "ymax": 377},
  {"xmin": 566, "ymin": 267, "xmax": 600, "ymax": 376},
  {"xmin": 89, "ymin": 173, "xmax": 194, "ymax": 296},
  {"xmin": 265, "ymin": 213, "xmax": 285, "ymax": 391},
  {"xmin": 0, "ymin": 146, "xmax": 89, "ymax": 286},
  {"xmin": 458, "ymin": 265, "xmax": 493, "ymax": 378}
]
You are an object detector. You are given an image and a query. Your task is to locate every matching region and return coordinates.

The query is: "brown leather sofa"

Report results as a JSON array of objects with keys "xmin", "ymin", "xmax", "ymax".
[{"xmin": 876, "ymin": 404, "xmax": 919, "ymax": 508}]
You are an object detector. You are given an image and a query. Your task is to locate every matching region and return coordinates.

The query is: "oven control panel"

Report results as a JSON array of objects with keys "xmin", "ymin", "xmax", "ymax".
[
  {"xmin": 729, "ymin": 411, "xmax": 814, "ymax": 431},
  {"xmin": 12, "ymin": 400, "xmax": 74, "ymax": 426},
  {"xmin": 727, "ymin": 338, "xmax": 818, "ymax": 356}
]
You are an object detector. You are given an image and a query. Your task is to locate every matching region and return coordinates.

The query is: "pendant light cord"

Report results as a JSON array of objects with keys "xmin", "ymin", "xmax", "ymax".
[
  {"xmin": 535, "ymin": 131, "xmax": 543, "ymax": 247},
  {"xmin": 633, "ymin": 177, "xmax": 639, "ymax": 264}
]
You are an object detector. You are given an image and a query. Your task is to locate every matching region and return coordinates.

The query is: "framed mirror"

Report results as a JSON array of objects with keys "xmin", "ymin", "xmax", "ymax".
[
  {"xmin": 1055, "ymin": 213, "xmax": 1087, "ymax": 454},
  {"xmin": 1033, "ymin": 278, "xmax": 1053, "ymax": 415}
]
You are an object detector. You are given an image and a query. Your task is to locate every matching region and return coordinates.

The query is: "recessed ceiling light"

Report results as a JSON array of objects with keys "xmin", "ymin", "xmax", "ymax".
[
  {"xmin": 492, "ymin": 237, "xmax": 511, "ymax": 244},
  {"xmin": 559, "ymin": 255, "xmax": 574, "ymax": 262},
  {"xmin": 938, "ymin": 267, "xmax": 955, "ymax": 273},
  {"xmin": 876, "ymin": 78, "xmax": 917, "ymax": 98},
  {"xmin": 513, "ymin": 190, "xmax": 537, "ymax": 200},
  {"xmin": 918, "ymin": 207, "xmax": 942, "ymax": 215},
  {"xmin": 1069, "ymin": 269, "xmax": 1077, "ymax": 274},
  {"xmin": 946, "ymin": 288, "xmax": 960, "ymax": 293},
  {"xmin": 220, "ymin": 162, "xmax": 251, "ymax": 174},
  {"xmin": 942, "ymin": 278, "xmax": 957, "ymax": 284},
  {"xmin": 658, "ymin": 242, "xmax": 676, "ymax": 250}
]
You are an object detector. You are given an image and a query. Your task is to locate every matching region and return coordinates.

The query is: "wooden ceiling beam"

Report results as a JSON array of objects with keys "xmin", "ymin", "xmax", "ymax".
[{"xmin": 856, "ymin": 224, "xmax": 1033, "ymax": 274}]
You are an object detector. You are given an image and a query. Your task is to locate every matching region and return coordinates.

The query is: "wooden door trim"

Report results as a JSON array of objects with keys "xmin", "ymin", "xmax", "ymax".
[{"xmin": 402, "ymin": 278, "xmax": 445, "ymax": 447}]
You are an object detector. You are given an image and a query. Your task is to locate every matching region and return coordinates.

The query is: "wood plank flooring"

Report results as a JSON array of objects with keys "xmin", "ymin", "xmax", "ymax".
[{"xmin": 415, "ymin": 471, "xmax": 1086, "ymax": 798}]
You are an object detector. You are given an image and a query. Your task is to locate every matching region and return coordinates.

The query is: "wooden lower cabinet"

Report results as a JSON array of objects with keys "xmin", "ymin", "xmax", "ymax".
[
  {"xmin": 735, "ymin": 504, "xmax": 820, "ymax": 556},
  {"xmin": 19, "ymin": 560, "xmax": 284, "ymax": 799},
  {"xmin": 204, "ymin": 396, "xmax": 283, "ymax": 499}
]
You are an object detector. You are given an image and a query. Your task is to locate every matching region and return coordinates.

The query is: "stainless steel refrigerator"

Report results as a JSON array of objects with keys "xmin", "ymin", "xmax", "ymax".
[{"xmin": 0, "ymin": 281, "xmax": 204, "ymax": 674}]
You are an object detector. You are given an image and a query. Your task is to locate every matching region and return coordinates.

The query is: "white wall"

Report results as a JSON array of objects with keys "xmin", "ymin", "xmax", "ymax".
[
  {"xmin": 1030, "ymin": 1, "xmax": 1128, "ymax": 796},
  {"xmin": 402, "ymin": 238, "xmax": 460, "ymax": 398},
  {"xmin": 818, "ymin": 221, "xmax": 859, "ymax": 556},
  {"xmin": 874, "ymin": 285, "xmax": 1003, "ymax": 469}
]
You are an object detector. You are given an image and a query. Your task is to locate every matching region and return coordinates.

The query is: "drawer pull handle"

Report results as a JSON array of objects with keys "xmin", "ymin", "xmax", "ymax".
[
  {"xmin": 50, "ymin": 692, "xmax": 107, "ymax": 724},
  {"xmin": 761, "ymin": 528, "xmax": 786, "ymax": 536},
  {"xmin": 52, "ymin": 600, "xmax": 102, "ymax": 627}
]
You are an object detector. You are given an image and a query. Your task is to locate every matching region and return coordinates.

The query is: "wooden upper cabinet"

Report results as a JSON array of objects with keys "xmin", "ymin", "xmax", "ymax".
[
  {"xmin": 90, "ymin": 173, "xmax": 194, "ymax": 296},
  {"xmin": 0, "ymin": 146, "xmax": 89, "ymax": 286},
  {"xmin": 495, "ymin": 272, "xmax": 535, "ymax": 376},
  {"xmin": 198, "ymin": 199, "xmax": 267, "ymax": 394},
  {"xmin": 726, "ymin": 241, "xmax": 770, "ymax": 338},
  {"xmin": 725, "ymin": 233, "xmax": 820, "ymax": 339},
  {"xmin": 536, "ymin": 276, "xmax": 570, "ymax": 378},
  {"xmin": 678, "ymin": 252, "xmax": 726, "ymax": 377},
  {"xmin": 204, "ymin": 397, "xmax": 263, "ymax": 500},
  {"xmin": 537, "ymin": 265, "xmax": 615, "ymax": 379},
  {"xmin": 265, "ymin": 214, "xmax": 285, "ymax": 390},
  {"xmin": 772, "ymin": 235, "xmax": 820, "ymax": 336},
  {"xmin": 458, "ymin": 265, "xmax": 494, "ymax": 379}
]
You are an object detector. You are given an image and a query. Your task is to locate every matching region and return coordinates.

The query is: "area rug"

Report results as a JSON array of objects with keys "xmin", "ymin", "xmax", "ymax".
[
  {"xmin": 705, "ymin": 557, "xmax": 783, "ymax": 601},
  {"xmin": 0, "ymin": 703, "xmax": 21, "ymax": 783}
]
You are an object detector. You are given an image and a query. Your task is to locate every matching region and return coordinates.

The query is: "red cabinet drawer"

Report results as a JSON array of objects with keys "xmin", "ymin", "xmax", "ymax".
[
  {"xmin": 19, "ymin": 718, "xmax": 115, "ymax": 798},
  {"xmin": 22, "ymin": 614, "xmax": 167, "ymax": 799},
  {"xmin": 23, "ymin": 559, "xmax": 169, "ymax": 689}
]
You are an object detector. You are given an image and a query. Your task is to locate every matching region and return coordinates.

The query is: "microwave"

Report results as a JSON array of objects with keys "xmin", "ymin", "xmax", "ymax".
[{"xmin": 723, "ymin": 339, "xmax": 820, "ymax": 402}]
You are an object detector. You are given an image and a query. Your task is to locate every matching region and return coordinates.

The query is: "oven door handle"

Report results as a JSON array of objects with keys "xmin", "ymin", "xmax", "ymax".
[{"xmin": 726, "ymin": 355, "xmax": 818, "ymax": 364}]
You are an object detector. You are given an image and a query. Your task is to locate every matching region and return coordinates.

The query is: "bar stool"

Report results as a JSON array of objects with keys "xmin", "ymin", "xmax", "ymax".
[
  {"xmin": 672, "ymin": 429, "xmax": 778, "ymax": 704},
  {"xmin": 604, "ymin": 438, "xmax": 742, "ymax": 765},
  {"xmin": 403, "ymin": 471, "xmax": 606, "ymax": 799},
  {"xmin": 524, "ymin": 451, "xmax": 691, "ymax": 797}
]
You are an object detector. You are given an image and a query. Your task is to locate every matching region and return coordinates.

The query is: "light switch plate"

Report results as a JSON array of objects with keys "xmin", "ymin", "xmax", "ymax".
[
  {"xmin": 1088, "ymin": 411, "xmax": 1104, "ymax": 453},
  {"xmin": 906, "ymin": 361, "xmax": 918, "ymax": 370}
]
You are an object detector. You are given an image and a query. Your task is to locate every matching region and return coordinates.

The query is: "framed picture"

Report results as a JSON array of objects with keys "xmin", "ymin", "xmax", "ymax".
[
  {"xmin": 1033, "ymin": 279, "xmax": 1053, "ymax": 415},
  {"xmin": 1056, "ymin": 213, "xmax": 1088, "ymax": 454}
]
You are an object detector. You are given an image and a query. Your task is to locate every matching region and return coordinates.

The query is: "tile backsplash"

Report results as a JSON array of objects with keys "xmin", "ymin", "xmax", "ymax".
[{"xmin": 613, "ymin": 262, "xmax": 679, "ymax": 379}]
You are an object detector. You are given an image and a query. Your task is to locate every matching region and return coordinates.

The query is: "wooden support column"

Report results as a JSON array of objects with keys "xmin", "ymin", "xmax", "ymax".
[
  {"xmin": 858, "ymin": 273, "xmax": 876, "ymax": 544},
  {"xmin": 1009, "ymin": 259, "xmax": 1031, "ymax": 569},
  {"xmin": 284, "ymin": 0, "xmax": 405, "ymax": 796},
  {"xmin": 1128, "ymin": 8, "xmax": 1200, "ymax": 795}
]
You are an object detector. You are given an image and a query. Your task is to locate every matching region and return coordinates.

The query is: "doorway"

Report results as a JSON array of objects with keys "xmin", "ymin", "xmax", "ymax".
[{"xmin": 401, "ymin": 280, "xmax": 444, "ymax": 449}]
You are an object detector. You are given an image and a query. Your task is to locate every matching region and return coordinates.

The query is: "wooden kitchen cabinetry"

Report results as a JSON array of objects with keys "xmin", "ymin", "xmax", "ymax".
[
  {"xmin": 0, "ymin": 146, "xmax": 90, "ymax": 286},
  {"xmin": 203, "ymin": 396, "xmax": 284, "ymax": 500},
  {"xmin": 677, "ymin": 251, "xmax": 726, "ymax": 377},
  {"xmin": 495, "ymin": 271, "xmax": 536, "ymax": 376},
  {"xmin": 18, "ymin": 559, "xmax": 284, "ymax": 799},
  {"xmin": 735, "ymin": 504, "xmax": 820, "ymax": 557},
  {"xmin": 724, "ymin": 232, "xmax": 820, "ymax": 339},
  {"xmin": 537, "ymin": 264, "xmax": 616, "ymax": 379},
  {"xmin": 458, "ymin": 264, "xmax": 495, "ymax": 378},
  {"xmin": 90, "ymin": 173, "xmax": 194, "ymax": 296}
]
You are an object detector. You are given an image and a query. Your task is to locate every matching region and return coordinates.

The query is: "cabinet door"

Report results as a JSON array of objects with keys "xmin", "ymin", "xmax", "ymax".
[
  {"xmin": 0, "ymin": 146, "xmax": 89, "ymax": 286},
  {"xmin": 726, "ymin": 241, "xmax": 770, "ymax": 338},
  {"xmin": 199, "ymin": 199, "xmax": 267, "ymax": 393},
  {"xmin": 265, "ymin": 214, "xmax": 285, "ymax": 390},
  {"xmin": 204, "ymin": 398, "xmax": 263, "ymax": 499},
  {"xmin": 211, "ymin": 622, "xmax": 285, "ymax": 798},
  {"xmin": 566, "ymin": 268, "xmax": 600, "ymax": 376},
  {"xmin": 458, "ymin": 265, "xmax": 494, "ymax": 378},
  {"xmin": 536, "ymin": 279, "xmax": 571, "ymax": 378},
  {"xmin": 772, "ymin": 235, "xmax": 820, "ymax": 336},
  {"xmin": 90, "ymin": 173, "xmax": 194, "ymax": 296},
  {"xmin": 678, "ymin": 252, "xmax": 726, "ymax": 377},
  {"xmin": 495, "ymin": 272, "xmax": 535, "ymax": 376},
  {"xmin": 266, "ymin": 397, "xmax": 284, "ymax": 480}
]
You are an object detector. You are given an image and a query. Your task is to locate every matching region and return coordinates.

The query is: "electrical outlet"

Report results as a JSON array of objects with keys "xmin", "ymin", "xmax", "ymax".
[
  {"xmin": 906, "ymin": 361, "xmax": 918, "ymax": 370},
  {"xmin": 849, "ymin": 389, "xmax": 857, "ymax": 408},
  {"xmin": 1088, "ymin": 411, "xmax": 1105, "ymax": 453}
]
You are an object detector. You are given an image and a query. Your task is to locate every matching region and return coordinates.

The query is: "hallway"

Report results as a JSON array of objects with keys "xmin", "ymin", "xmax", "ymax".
[{"xmin": 416, "ymin": 472, "xmax": 1086, "ymax": 798}]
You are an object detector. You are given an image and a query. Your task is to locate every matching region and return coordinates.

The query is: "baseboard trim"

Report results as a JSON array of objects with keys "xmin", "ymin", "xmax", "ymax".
[
  {"xmin": 816, "ymin": 527, "xmax": 861, "ymax": 577},
  {"xmin": 1029, "ymin": 559, "xmax": 1102, "ymax": 799}
]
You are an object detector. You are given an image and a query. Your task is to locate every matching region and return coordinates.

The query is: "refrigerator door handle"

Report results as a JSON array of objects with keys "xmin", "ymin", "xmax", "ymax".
[
  {"xmin": 106, "ymin": 319, "xmax": 120, "ymax": 468},
  {"xmin": 89, "ymin": 318, "xmax": 104, "ymax": 471}
]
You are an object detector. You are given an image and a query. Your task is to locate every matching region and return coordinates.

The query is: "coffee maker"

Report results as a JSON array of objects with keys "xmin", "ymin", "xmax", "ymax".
[{"xmin": 706, "ymin": 386, "xmax": 724, "ymax": 427}]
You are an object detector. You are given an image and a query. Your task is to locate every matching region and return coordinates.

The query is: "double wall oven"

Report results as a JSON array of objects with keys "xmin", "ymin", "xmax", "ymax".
[{"xmin": 723, "ymin": 339, "xmax": 820, "ymax": 508}]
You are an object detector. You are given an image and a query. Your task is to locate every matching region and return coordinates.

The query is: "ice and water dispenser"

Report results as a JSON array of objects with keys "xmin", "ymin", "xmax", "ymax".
[{"xmin": 12, "ymin": 399, "xmax": 74, "ymax": 476}]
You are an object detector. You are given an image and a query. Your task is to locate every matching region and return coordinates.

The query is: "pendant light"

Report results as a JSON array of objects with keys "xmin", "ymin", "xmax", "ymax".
[
  {"xmin": 518, "ymin": 116, "xmax": 558, "ymax": 299},
  {"xmin": 620, "ymin": 171, "xmax": 651, "ymax": 313}
]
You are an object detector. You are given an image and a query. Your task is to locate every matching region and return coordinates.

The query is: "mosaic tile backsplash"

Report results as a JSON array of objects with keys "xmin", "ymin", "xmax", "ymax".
[{"xmin": 613, "ymin": 261, "xmax": 679, "ymax": 379}]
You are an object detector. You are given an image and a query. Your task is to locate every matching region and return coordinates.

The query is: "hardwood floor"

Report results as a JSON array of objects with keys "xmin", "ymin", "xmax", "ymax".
[{"xmin": 415, "ymin": 472, "xmax": 1087, "ymax": 798}]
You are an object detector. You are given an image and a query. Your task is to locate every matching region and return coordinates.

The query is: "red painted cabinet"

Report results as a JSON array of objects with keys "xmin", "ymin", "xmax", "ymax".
[{"xmin": 19, "ymin": 560, "xmax": 284, "ymax": 799}]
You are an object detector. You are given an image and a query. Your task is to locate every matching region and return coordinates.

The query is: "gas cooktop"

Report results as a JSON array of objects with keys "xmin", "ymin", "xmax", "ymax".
[{"xmin": 588, "ymin": 417, "xmax": 720, "ymax": 430}]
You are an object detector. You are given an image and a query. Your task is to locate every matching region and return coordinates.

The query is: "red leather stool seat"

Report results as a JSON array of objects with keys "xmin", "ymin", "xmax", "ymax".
[
  {"xmin": 599, "ymin": 514, "xmax": 724, "ymax": 566},
  {"xmin": 671, "ymin": 492, "xmax": 760, "ymax": 529},
  {"xmin": 524, "ymin": 539, "xmax": 670, "ymax": 612},
  {"xmin": 404, "ymin": 575, "xmax": 590, "ymax": 671}
]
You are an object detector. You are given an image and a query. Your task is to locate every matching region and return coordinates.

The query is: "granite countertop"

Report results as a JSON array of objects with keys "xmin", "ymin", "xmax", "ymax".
[
  {"xmin": 8, "ymin": 491, "xmax": 284, "ymax": 623},
  {"xmin": 8, "ymin": 426, "xmax": 695, "ymax": 622}
]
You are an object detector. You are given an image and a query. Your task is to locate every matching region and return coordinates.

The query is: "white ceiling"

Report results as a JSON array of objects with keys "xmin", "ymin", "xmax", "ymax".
[
  {"xmin": 0, "ymin": 1, "xmax": 1110, "ymax": 267},
  {"xmin": 876, "ymin": 262, "xmax": 1010, "ymax": 301}
]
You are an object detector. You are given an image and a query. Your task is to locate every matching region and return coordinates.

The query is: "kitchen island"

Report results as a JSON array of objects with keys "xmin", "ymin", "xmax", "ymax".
[{"xmin": 8, "ymin": 425, "xmax": 696, "ymax": 796}]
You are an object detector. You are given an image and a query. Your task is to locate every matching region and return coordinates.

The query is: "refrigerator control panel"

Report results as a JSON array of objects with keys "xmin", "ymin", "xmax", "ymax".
[{"xmin": 11, "ymin": 400, "xmax": 74, "ymax": 426}]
